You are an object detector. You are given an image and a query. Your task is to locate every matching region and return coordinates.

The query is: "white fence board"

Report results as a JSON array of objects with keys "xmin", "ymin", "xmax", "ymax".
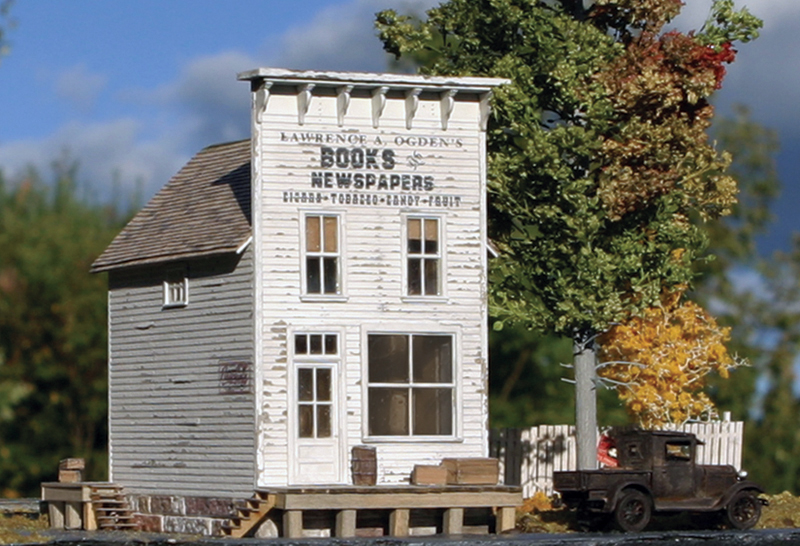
[{"xmin": 490, "ymin": 421, "xmax": 744, "ymax": 497}]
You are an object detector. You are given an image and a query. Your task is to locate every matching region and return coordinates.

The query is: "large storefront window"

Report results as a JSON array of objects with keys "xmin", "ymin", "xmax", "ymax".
[{"xmin": 367, "ymin": 333, "xmax": 454, "ymax": 436}]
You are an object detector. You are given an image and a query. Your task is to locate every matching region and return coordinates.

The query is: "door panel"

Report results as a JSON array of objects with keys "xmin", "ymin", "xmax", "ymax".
[{"xmin": 292, "ymin": 363, "xmax": 342, "ymax": 484}]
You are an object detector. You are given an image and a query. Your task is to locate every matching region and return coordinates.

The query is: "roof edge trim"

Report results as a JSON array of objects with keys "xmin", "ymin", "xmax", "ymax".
[{"xmin": 238, "ymin": 68, "xmax": 509, "ymax": 93}]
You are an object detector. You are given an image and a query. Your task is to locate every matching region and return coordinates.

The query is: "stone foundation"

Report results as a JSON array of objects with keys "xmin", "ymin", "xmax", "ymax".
[{"xmin": 130, "ymin": 494, "xmax": 239, "ymax": 536}]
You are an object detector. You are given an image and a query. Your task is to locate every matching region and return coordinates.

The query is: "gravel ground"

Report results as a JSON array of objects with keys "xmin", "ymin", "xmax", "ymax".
[{"xmin": 0, "ymin": 493, "xmax": 799, "ymax": 544}]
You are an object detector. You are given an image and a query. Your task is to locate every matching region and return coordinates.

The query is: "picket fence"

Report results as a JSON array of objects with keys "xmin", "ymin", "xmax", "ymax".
[{"xmin": 489, "ymin": 420, "xmax": 744, "ymax": 497}]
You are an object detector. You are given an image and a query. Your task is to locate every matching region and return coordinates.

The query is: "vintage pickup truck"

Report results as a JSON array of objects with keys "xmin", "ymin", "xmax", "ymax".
[{"xmin": 553, "ymin": 429, "xmax": 765, "ymax": 532}]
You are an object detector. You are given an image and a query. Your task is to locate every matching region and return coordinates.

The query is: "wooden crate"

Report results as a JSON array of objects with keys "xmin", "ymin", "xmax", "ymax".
[
  {"xmin": 411, "ymin": 465, "xmax": 447, "ymax": 486},
  {"xmin": 441, "ymin": 458, "xmax": 499, "ymax": 485},
  {"xmin": 58, "ymin": 470, "xmax": 82, "ymax": 483},
  {"xmin": 59, "ymin": 458, "xmax": 85, "ymax": 471}
]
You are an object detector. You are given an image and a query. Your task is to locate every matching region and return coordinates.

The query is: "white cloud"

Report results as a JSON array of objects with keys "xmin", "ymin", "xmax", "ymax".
[
  {"xmin": 155, "ymin": 51, "xmax": 256, "ymax": 152},
  {"xmin": 0, "ymin": 119, "xmax": 188, "ymax": 201},
  {"xmin": 271, "ymin": 0, "xmax": 438, "ymax": 72},
  {"xmin": 55, "ymin": 64, "xmax": 107, "ymax": 112}
]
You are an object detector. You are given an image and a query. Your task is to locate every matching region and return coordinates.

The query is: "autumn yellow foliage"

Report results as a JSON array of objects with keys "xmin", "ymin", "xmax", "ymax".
[{"xmin": 598, "ymin": 290, "xmax": 744, "ymax": 428}]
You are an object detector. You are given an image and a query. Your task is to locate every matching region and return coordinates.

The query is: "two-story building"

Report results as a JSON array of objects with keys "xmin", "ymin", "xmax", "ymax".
[{"xmin": 90, "ymin": 68, "xmax": 510, "ymax": 535}]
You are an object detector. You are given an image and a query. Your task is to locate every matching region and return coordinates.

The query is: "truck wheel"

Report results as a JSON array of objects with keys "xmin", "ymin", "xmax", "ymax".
[
  {"xmin": 726, "ymin": 490, "xmax": 761, "ymax": 530},
  {"xmin": 614, "ymin": 489, "xmax": 652, "ymax": 532}
]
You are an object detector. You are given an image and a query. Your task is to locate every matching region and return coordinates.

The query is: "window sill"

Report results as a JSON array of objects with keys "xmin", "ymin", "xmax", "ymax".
[
  {"xmin": 401, "ymin": 296, "xmax": 449, "ymax": 304},
  {"xmin": 300, "ymin": 295, "xmax": 349, "ymax": 303},
  {"xmin": 362, "ymin": 435, "xmax": 464, "ymax": 444},
  {"xmin": 162, "ymin": 302, "xmax": 188, "ymax": 309}
]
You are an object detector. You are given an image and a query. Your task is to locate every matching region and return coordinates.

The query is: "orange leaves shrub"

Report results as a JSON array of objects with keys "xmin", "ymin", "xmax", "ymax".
[{"xmin": 598, "ymin": 290, "xmax": 744, "ymax": 428}]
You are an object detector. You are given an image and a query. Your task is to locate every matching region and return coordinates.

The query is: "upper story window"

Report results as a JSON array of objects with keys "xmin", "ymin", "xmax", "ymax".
[
  {"xmin": 163, "ymin": 268, "xmax": 188, "ymax": 308},
  {"xmin": 304, "ymin": 214, "xmax": 340, "ymax": 295},
  {"xmin": 407, "ymin": 217, "xmax": 441, "ymax": 296},
  {"xmin": 367, "ymin": 333, "xmax": 454, "ymax": 437}
]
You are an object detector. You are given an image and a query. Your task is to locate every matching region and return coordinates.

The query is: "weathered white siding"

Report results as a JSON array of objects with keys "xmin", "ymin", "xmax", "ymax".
[
  {"xmin": 251, "ymin": 84, "xmax": 492, "ymax": 486},
  {"xmin": 108, "ymin": 249, "xmax": 255, "ymax": 496}
]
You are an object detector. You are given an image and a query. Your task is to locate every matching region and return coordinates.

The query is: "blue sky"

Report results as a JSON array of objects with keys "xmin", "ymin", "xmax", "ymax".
[{"xmin": 0, "ymin": 0, "xmax": 798, "ymax": 255}]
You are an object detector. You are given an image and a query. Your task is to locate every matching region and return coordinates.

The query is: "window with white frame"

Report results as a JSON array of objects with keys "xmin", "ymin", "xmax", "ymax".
[
  {"xmin": 367, "ymin": 333, "xmax": 454, "ymax": 437},
  {"xmin": 304, "ymin": 214, "xmax": 340, "ymax": 295},
  {"xmin": 406, "ymin": 217, "xmax": 440, "ymax": 296},
  {"xmin": 294, "ymin": 333, "xmax": 338, "ymax": 439},
  {"xmin": 163, "ymin": 268, "xmax": 188, "ymax": 307}
]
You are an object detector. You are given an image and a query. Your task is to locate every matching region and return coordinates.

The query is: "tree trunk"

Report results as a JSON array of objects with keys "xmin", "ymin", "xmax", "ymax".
[{"xmin": 574, "ymin": 336, "xmax": 598, "ymax": 470}]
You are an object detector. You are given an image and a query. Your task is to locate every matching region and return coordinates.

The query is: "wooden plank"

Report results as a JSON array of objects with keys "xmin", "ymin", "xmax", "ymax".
[
  {"xmin": 41, "ymin": 484, "xmax": 92, "ymax": 503},
  {"xmin": 283, "ymin": 510, "xmax": 303, "ymax": 538},
  {"xmin": 48, "ymin": 502, "xmax": 65, "ymax": 529},
  {"xmin": 335, "ymin": 510, "xmax": 356, "ymax": 538},
  {"xmin": 389, "ymin": 509, "xmax": 410, "ymax": 537},
  {"xmin": 497, "ymin": 506, "xmax": 516, "ymax": 533},
  {"xmin": 65, "ymin": 502, "xmax": 82, "ymax": 530},
  {"xmin": 83, "ymin": 502, "xmax": 97, "ymax": 531},
  {"xmin": 277, "ymin": 490, "xmax": 522, "ymax": 510},
  {"xmin": 443, "ymin": 508, "xmax": 463, "ymax": 535}
]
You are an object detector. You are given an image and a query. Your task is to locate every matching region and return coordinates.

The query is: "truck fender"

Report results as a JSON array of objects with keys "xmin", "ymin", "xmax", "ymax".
[
  {"xmin": 608, "ymin": 482, "xmax": 653, "ymax": 513},
  {"xmin": 718, "ymin": 481, "xmax": 765, "ymax": 509}
]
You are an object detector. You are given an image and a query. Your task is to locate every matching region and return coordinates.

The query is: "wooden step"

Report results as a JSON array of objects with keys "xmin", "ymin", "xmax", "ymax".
[
  {"xmin": 222, "ymin": 493, "xmax": 276, "ymax": 538},
  {"xmin": 89, "ymin": 484, "xmax": 136, "ymax": 531}
]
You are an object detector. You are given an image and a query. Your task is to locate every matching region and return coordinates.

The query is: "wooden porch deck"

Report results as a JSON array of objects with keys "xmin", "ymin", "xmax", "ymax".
[{"xmin": 229, "ymin": 485, "xmax": 523, "ymax": 538}]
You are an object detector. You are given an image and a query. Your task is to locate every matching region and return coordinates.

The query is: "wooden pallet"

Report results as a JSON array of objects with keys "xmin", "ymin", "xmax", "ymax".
[{"xmin": 222, "ymin": 491, "xmax": 277, "ymax": 538}]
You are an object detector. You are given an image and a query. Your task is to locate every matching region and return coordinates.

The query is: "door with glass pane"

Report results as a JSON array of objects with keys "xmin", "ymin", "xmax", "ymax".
[{"xmin": 291, "ymin": 333, "xmax": 342, "ymax": 484}]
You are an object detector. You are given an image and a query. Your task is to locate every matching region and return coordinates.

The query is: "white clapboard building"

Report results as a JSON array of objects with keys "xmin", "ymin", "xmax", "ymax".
[{"xmin": 92, "ymin": 69, "xmax": 508, "ymax": 499}]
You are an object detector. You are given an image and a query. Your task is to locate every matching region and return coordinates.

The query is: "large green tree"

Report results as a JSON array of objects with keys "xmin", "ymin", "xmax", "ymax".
[
  {"xmin": 0, "ymin": 162, "xmax": 128, "ymax": 496},
  {"xmin": 378, "ymin": 0, "xmax": 760, "ymax": 468}
]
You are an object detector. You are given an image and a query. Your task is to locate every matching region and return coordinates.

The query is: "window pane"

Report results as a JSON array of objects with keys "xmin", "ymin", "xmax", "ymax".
[
  {"xmin": 413, "ymin": 335, "xmax": 452, "ymax": 383},
  {"xmin": 323, "ymin": 257, "xmax": 338, "ymax": 294},
  {"xmin": 408, "ymin": 219, "xmax": 421, "ymax": 253},
  {"xmin": 324, "ymin": 334, "xmax": 337, "ymax": 355},
  {"xmin": 368, "ymin": 335, "xmax": 409, "ymax": 383},
  {"xmin": 309, "ymin": 334, "xmax": 323, "ymax": 355},
  {"xmin": 306, "ymin": 216, "xmax": 321, "ymax": 252},
  {"xmin": 299, "ymin": 404, "xmax": 314, "ymax": 438},
  {"xmin": 368, "ymin": 387, "xmax": 409, "ymax": 436},
  {"xmin": 323, "ymin": 216, "xmax": 338, "ymax": 252},
  {"xmin": 413, "ymin": 388, "xmax": 452, "ymax": 435},
  {"xmin": 407, "ymin": 259, "xmax": 421, "ymax": 295},
  {"xmin": 298, "ymin": 368, "xmax": 314, "ymax": 401},
  {"xmin": 306, "ymin": 257, "xmax": 321, "ymax": 293},
  {"xmin": 316, "ymin": 368, "xmax": 331, "ymax": 401},
  {"xmin": 424, "ymin": 259, "xmax": 439, "ymax": 296},
  {"xmin": 317, "ymin": 405, "xmax": 332, "ymax": 438},
  {"xmin": 424, "ymin": 219, "xmax": 438, "ymax": 254},
  {"xmin": 295, "ymin": 334, "xmax": 308, "ymax": 355}
]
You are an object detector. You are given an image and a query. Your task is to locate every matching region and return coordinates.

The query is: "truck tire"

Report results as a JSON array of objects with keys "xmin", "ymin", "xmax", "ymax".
[
  {"xmin": 726, "ymin": 490, "xmax": 761, "ymax": 530},
  {"xmin": 614, "ymin": 489, "xmax": 652, "ymax": 532}
]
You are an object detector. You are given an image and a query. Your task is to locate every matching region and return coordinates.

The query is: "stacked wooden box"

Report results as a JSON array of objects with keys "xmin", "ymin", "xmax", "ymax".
[
  {"xmin": 411, "ymin": 458, "xmax": 499, "ymax": 486},
  {"xmin": 58, "ymin": 458, "xmax": 84, "ymax": 483}
]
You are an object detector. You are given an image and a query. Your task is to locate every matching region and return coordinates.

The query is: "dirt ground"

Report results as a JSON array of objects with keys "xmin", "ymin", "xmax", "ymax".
[
  {"xmin": 517, "ymin": 491, "xmax": 800, "ymax": 534},
  {"xmin": 0, "ymin": 514, "xmax": 48, "ymax": 544},
  {"xmin": 1, "ymin": 493, "xmax": 799, "ymax": 543}
]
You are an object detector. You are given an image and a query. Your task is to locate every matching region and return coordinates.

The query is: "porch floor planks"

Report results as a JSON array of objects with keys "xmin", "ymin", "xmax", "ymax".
[{"xmin": 257, "ymin": 485, "xmax": 522, "ymax": 538}]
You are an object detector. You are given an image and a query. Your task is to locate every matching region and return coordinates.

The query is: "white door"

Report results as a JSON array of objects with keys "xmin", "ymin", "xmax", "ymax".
[{"xmin": 290, "ymin": 333, "xmax": 343, "ymax": 485}]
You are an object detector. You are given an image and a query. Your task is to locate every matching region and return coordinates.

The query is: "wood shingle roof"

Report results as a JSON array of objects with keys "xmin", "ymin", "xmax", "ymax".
[{"xmin": 91, "ymin": 139, "xmax": 252, "ymax": 273}]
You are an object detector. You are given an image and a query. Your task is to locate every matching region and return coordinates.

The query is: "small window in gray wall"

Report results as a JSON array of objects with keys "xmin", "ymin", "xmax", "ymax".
[{"xmin": 163, "ymin": 268, "xmax": 188, "ymax": 307}]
